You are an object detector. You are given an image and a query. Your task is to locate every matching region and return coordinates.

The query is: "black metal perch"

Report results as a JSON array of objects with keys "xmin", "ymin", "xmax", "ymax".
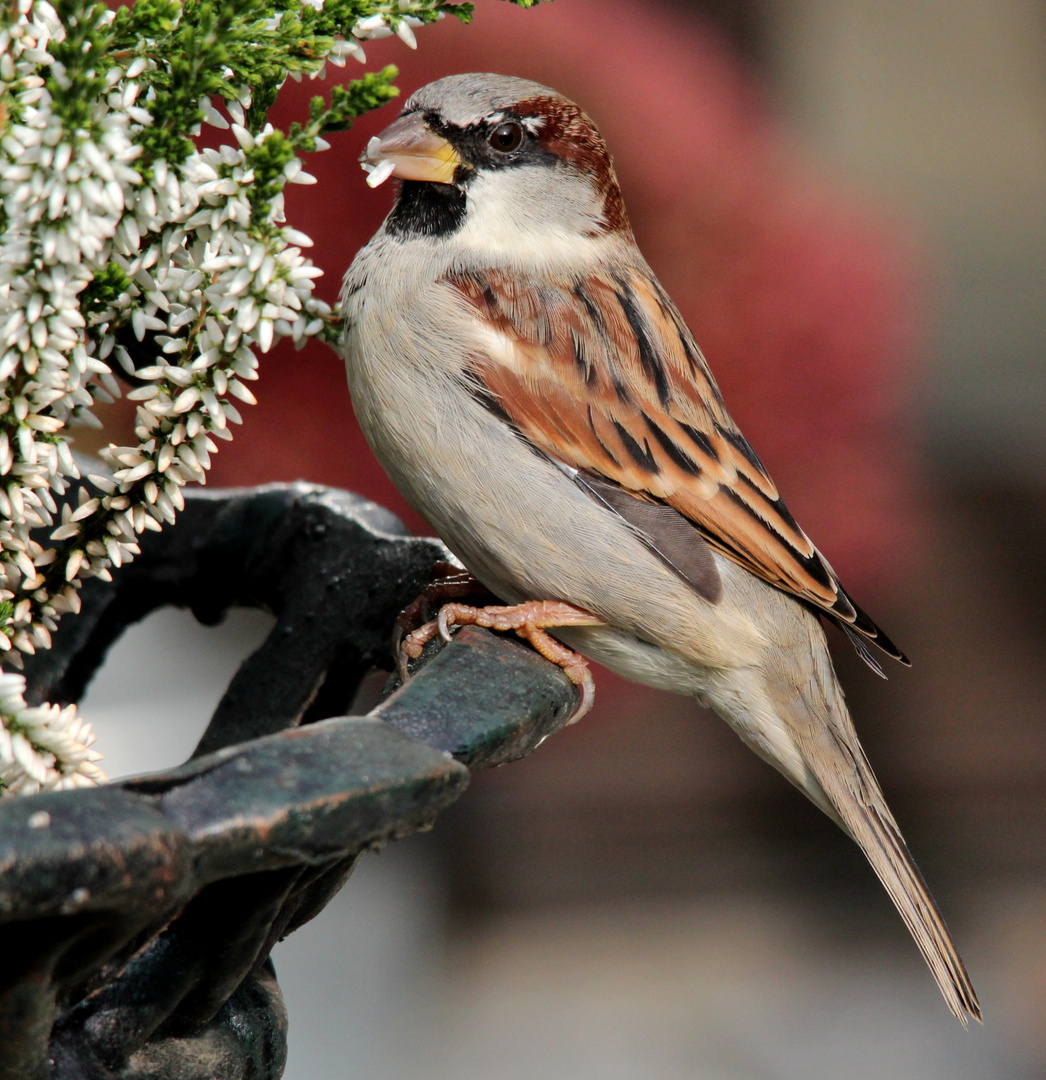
[{"xmin": 0, "ymin": 482, "xmax": 581, "ymax": 1080}]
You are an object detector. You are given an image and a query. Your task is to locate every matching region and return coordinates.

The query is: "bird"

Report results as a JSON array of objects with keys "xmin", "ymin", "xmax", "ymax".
[{"xmin": 339, "ymin": 72, "xmax": 980, "ymax": 1023}]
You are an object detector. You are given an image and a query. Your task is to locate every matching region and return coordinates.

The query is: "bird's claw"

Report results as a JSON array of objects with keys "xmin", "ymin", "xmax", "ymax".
[
  {"xmin": 403, "ymin": 599, "xmax": 603, "ymax": 723},
  {"xmin": 393, "ymin": 563, "xmax": 491, "ymax": 680}
]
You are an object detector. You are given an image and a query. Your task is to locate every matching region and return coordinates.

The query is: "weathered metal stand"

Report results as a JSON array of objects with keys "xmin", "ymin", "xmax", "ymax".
[{"xmin": 0, "ymin": 483, "xmax": 580, "ymax": 1079}]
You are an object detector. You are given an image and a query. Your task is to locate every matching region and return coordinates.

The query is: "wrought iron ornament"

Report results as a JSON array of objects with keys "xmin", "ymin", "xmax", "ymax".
[{"xmin": 0, "ymin": 483, "xmax": 581, "ymax": 1079}]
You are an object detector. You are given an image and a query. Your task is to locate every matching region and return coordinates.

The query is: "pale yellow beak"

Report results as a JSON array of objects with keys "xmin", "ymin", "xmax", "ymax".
[{"xmin": 360, "ymin": 112, "xmax": 462, "ymax": 188}]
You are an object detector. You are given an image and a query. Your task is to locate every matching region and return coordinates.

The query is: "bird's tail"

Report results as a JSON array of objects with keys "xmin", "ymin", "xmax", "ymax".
[{"xmin": 785, "ymin": 662, "xmax": 982, "ymax": 1025}]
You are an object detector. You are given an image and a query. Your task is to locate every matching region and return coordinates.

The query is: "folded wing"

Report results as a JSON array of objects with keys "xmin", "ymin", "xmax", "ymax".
[{"xmin": 446, "ymin": 263, "xmax": 906, "ymax": 667}]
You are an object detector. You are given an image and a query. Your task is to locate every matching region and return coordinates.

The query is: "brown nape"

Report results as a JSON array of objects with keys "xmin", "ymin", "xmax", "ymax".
[{"xmin": 514, "ymin": 95, "xmax": 631, "ymax": 235}]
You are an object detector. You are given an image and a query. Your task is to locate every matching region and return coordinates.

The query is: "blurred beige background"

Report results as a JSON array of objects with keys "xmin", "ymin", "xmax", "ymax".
[{"xmin": 80, "ymin": 0, "xmax": 1046, "ymax": 1077}]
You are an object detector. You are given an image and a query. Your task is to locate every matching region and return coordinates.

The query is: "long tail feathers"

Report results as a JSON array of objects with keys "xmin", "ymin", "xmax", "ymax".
[
  {"xmin": 860, "ymin": 800, "xmax": 981, "ymax": 1024},
  {"xmin": 801, "ymin": 717, "xmax": 982, "ymax": 1025}
]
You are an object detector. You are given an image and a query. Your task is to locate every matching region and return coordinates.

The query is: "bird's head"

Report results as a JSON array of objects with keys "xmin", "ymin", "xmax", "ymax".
[{"xmin": 361, "ymin": 73, "xmax": 630, "ymax": 252}]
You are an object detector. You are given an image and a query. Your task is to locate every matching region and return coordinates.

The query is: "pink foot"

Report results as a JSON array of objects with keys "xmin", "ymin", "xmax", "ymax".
[{"xmin": 400, "ymin": 599, "xmax": 603, "ymax": 723}]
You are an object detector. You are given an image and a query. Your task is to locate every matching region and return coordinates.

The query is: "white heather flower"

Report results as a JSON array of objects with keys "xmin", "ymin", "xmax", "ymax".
[
  {"xmin": 0, "ymin": 669, "xmax": 105, "ymax": 794},
  {"xmin": 1, "ymin": 0, "xmax": 448, "ymax": 793},
  {"xmin": 395, "ymin": 20, "xmax": 417, "ymax": 48},
  {"xmin": 353, "ymin": 14, "xmax": 389, "ymax": 35}
]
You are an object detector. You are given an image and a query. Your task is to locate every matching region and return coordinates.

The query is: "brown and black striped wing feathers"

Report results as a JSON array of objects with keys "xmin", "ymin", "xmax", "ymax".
[{"xmin": 447, "ymin": 264, "xmax": 906, "ymax": 666}]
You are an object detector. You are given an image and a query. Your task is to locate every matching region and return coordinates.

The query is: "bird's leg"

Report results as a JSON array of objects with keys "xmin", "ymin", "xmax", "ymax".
[
  {"xmin": 406, "ymin": 599, "xmax": 603, "ymax": 723},
  {"xmin": 393, "ymin": 562, "xmax": 494, "ymax": 680},
  {"xmin": 514, "ymin": 620, "xmax": 598, "ymax": 724}
]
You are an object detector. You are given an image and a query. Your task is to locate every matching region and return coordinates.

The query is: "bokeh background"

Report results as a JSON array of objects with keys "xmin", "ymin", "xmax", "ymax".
[{"xmin": 81, "ymin": 1, "xmax": 1046, "ymax": 1076}]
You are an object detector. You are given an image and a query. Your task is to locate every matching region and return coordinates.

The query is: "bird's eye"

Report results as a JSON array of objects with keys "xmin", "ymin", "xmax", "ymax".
[{"xmin": 488, "ymin": 121, "xmax": 523, "ymax": 153}]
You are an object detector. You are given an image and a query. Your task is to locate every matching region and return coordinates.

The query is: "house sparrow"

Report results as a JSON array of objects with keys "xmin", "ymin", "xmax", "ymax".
[{"xmin": 340, "ymin": 73, "xmax": 980, "ymax": 1023}]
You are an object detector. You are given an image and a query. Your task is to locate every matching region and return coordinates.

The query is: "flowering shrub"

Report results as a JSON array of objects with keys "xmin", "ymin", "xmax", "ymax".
[{"xmin": 0, "ymin": 0, "xmax": 539, "ymax": 794}]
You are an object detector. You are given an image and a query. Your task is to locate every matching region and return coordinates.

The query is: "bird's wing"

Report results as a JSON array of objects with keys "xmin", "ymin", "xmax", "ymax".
[{"xmin": 445, "ymin": 263, "xmax": 906, "ymax": 666}]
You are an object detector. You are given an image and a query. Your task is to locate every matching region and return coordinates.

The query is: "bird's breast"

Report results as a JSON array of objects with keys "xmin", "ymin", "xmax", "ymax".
[{"xmin": 340, "ymin": 238, "xmax": 766, "ymax": 674}]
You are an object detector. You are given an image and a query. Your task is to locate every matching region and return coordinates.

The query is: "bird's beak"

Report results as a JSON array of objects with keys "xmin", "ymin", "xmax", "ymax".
[{"xmin": 360, "ymin": 112, "xmax": 462, "ymax": 188}]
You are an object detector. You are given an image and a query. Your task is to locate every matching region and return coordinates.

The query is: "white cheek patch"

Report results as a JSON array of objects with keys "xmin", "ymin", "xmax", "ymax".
[{"xmin": 450, "ymin": 168, "xmax": 610, "ymax": 268}]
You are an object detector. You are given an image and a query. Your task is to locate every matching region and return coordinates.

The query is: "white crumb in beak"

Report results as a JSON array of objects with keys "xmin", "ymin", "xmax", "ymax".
[{"xmin": 364, "ymin": 158, "xmax": 396, "ymax": 188}]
